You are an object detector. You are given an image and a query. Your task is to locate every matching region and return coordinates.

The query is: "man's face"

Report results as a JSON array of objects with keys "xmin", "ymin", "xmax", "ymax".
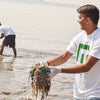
[{"xmin": 77, "ymin": 13, "xmax": 88, "ymax": 30}]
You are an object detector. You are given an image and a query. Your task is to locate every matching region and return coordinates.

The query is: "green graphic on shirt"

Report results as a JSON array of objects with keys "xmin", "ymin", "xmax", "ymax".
[{"xmin": 76, "ymin": 43, "xmax": 90, "ymax": 63}]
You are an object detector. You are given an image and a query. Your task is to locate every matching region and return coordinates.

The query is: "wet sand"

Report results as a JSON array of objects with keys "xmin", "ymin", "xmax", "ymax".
[{"xmin": 0, "ymin": 48, "xmax": 74, "ymax": 100}]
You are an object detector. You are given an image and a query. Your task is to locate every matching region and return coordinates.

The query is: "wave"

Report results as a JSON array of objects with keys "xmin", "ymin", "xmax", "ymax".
[{"xmin": 1, "ymin": 0, "xmax": 79, "ymax": 8}]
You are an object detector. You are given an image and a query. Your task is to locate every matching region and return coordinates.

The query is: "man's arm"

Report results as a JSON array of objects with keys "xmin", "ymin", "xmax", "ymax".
[
  {"xmin": 61, "ymin": 55, "xmax": 99, "ymax": 73},
  {"xmin": 0, "ymin": 34, "xmax": 4, "ymax": 39},
  {"xmin": 48, "ymin": 50, "xmax": 73, "ymax": 66}
]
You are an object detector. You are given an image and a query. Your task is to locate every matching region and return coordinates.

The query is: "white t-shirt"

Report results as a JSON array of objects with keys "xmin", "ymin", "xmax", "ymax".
[
  {"xmin": 0, "ymin": 25, "xmax": 15, "ymax": 36},
  {"xmin": 67, "ymin": 27, "xmax": 100, "ymax": 99}
]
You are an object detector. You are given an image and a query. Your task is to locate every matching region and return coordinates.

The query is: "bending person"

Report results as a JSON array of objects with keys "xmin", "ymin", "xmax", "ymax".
[{"xmin": 0, "ymin": 23, "xmax": 17, "ymax": 57}]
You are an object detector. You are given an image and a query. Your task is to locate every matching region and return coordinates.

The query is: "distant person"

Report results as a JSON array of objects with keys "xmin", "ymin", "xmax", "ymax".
[
  {"xmin": 35, "ymin": 4, "xmax": 100, "ymax": 99},
  {"xmin": 0, "ymin": 23, "xmax": 17, "ymax": 57}
]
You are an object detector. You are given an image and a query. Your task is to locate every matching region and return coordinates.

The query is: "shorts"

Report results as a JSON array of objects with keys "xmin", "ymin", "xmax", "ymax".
[{"xmin": 3, "ymin": 35, "xmax": 16, "ymax": 48}]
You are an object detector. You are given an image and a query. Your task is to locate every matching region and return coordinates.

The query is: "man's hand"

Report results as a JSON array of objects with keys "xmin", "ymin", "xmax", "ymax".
[
  {"xmin": 40, "ymin": 61, "xmax": 49, "ymax": 67},
  {"xmin": 40, "ymin": 61, "xmax": 61, "ymax": 79},
  {"xmin": 32, "ymin": 61, "xmax": 61, "ymax": 79},
  {"xmin": 0, "ymin": 34, "xmax": 4, "ymax": 39},
  {"xmin": 49, "ymin": 66, "xmax": 61, "ymax": 79}
]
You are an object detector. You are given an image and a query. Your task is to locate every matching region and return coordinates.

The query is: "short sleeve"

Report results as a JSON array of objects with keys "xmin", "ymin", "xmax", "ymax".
[
  {"xmin": 0, "ymin": 25, "xmax": 7, "ymax": 35},
  {"xmin": 0, "ymin": 28, "xmax": 5, "ymax": 34},
  {"xmin": 67, "ymin": 33, "xmax": 81, "ymax": 54},
  {"xmin": 89, "ymin": 39, "xmax": 100, "ymax": 59}
]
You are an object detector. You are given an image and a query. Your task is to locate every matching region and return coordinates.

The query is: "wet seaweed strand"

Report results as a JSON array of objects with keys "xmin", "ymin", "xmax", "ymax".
[{"xmin": 29, "ymin": 62, "xmax": 51, "ymax": 100}]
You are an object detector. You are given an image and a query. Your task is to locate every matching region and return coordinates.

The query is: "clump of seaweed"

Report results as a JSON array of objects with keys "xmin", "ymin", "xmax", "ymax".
[{"xmin": 29, "ymin": 62, "xmax": 51, "ymax": 100}]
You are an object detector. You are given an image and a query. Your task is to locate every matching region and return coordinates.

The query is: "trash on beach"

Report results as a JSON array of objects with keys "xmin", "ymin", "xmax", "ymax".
[
  {"xmin": 2, "ymin": 91, "xmax": 11, "ymax": 95},
  {"xmin": 29, "ymin": 62, "xmax": 51, "ymax": 100}
]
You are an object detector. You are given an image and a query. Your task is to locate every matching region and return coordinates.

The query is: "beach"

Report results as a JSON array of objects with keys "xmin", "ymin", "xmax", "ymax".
[{"xmin": 0, "ymin": 0, "xmax": 100, "ymax": 100}]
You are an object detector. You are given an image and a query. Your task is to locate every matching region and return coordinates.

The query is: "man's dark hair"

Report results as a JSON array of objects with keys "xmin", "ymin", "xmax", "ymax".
[{"xmin": 77, "ymin": 4, "xmax": 99, "ymax": 25}]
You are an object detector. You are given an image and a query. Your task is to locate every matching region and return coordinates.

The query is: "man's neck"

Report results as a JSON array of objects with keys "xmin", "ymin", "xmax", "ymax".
[{"xmin": 86, "ymin": 25, "xmax": 97, "ymax": 35}]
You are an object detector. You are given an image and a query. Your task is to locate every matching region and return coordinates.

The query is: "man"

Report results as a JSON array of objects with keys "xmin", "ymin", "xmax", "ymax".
[
  {"xmin": 39, "ymin": 4, "xmax": 100, "ymax": 99},
  {"xmin": 0, "ymin": 23, "xmax": 17, "ymax": 57}
]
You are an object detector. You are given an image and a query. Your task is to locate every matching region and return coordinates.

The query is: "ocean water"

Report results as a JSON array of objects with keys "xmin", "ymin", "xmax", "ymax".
[
  {"xmin": 0, "ymin": 0, "xmax": 100, "ymax": 100},
  {"xmin": 0, "ymin": 48, "xmax": 75, "ymax": 100}
]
